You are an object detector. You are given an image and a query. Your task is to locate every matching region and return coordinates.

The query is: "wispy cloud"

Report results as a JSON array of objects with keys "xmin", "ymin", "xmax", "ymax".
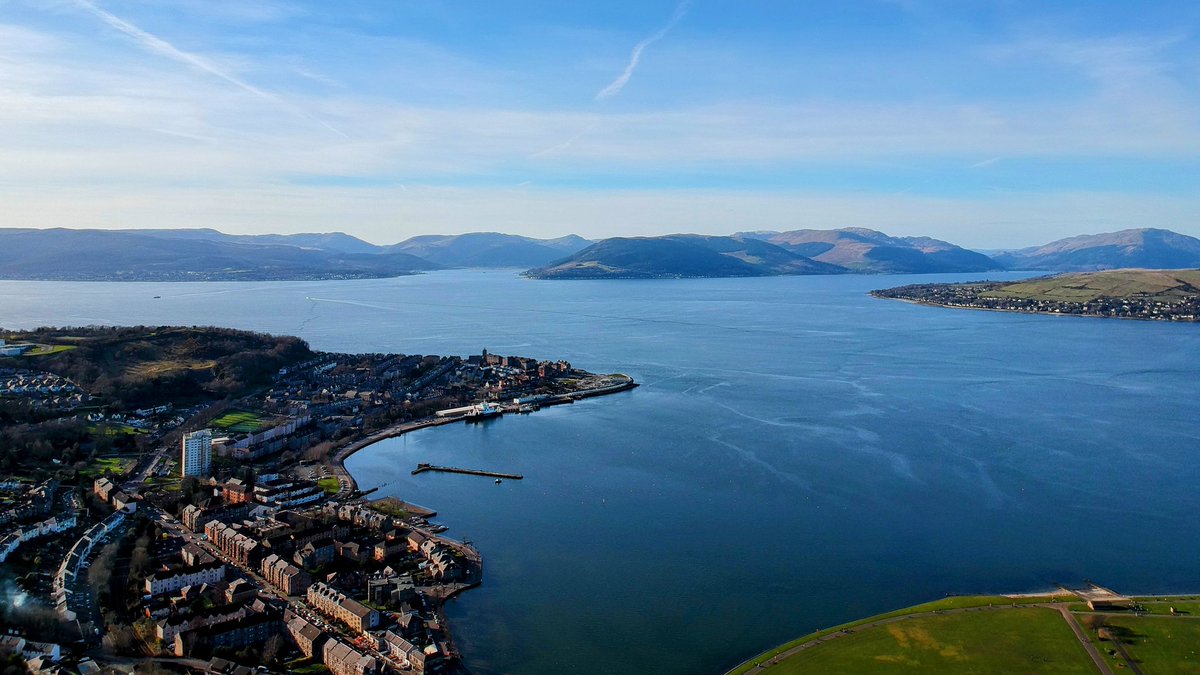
[
  {"xmin": 595, "ymin": 0, "xmax": 690, "ymax": 100},
  {"xmin": 969, "ymin": 156, "xmax": 1003, "ymax": 169},
  {"xmin": 68, "ymin": 0, "xmax": 344, "ymax": 136}
]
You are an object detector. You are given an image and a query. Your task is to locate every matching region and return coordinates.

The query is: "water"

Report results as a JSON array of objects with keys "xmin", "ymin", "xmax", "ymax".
[{"xmin": 3, "ymin": 271, "xmax": 1199, "ymax": 674}]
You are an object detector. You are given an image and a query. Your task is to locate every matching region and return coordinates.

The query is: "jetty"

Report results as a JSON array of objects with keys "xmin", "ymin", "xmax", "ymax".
[{"xmin": 411, "ymin": 463, "xmax": 524, "ymax": 480}]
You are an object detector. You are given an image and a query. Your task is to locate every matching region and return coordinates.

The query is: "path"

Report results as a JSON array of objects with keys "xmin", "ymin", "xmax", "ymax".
[{"xmin": 1053, "ymin": 605, "xmax": 1115, "ymax": 675}]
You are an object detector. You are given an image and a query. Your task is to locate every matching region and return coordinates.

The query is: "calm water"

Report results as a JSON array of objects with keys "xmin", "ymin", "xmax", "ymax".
[{"xmin": 3, "ymin": 271, "xmax": 1199, "ymax": 674}]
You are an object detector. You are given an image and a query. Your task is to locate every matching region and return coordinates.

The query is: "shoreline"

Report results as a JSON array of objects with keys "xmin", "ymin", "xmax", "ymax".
[
  {"xmin": 329, "ymin": 374, "xmax": 638, "ymax": 493},
  {"xmin": 328, "ymin": 373, "xmax": 637, "ymax": 671},
  {"xmin": 872, "ymin": 293, "xmax": 1200, "ymax": 323}
]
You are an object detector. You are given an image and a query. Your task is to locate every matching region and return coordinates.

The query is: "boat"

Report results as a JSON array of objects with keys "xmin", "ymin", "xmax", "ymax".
[
  {"xmin": 494, "ymin": 478, "xmax": 502, "ymax": 484},
  {"xmin": 465, "ymin": 401, "xmax": 502, "ymax": 421}
]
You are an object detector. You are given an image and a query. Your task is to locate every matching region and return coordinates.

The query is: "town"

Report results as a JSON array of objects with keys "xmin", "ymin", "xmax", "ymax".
[
  {"xmin": 0, "ymin": 328, "xmax": 635, "ymax": 674},
  {"xmin": 872, "ymin": 281, "xmax": 1200, "ymax": 322}
]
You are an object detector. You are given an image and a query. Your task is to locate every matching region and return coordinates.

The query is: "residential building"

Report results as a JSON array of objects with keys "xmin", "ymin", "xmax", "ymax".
[
  {"xmin": 181, "ymin": 429, "xmax": 213, "ymax": 477},
  {"xmin": 145, "ymin": 561, "xmax": 226, "ymax": 596},
  {"xmin": 261, "ymin": 553, "xmax": 311, "ymax": 595},
  {"xmin": 285, "ymin": 614, "xmax": 328, "ymax": 658},
  {"xmin": 322, "ymin": 638, "xmax": 376, "ymax": 675},
  {"xmin": 306, "ymin": 582, "xmax": 379, "ymax": 634}
]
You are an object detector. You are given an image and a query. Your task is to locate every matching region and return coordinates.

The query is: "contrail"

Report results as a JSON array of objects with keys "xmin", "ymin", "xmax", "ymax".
[
  {"xmin": 70, "ymin": 0, "xmax": 346, "ymax": 136},
  {"xmin": 595, "ymin": 0, "xmax": 690, "ymax": 100}
]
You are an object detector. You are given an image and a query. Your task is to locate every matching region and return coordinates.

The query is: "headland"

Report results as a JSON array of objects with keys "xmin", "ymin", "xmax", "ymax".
[
  {"xmin": 0, "ymin": 324, "xmax": 635, "ymax": 673},
  {"xmin": 872, "ymin": 269, "xmax": 1200, "ymax": 322}
]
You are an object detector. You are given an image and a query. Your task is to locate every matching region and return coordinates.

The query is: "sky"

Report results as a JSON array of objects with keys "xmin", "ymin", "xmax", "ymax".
[{"xmin": 1, "ymin": 0, "xmax": 1198, "ymax": 247}]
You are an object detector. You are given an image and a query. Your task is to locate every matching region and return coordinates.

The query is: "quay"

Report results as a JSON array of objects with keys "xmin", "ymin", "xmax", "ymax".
[{"xmin": 411, "ymin": 463, "xmax": 524, "ymax": 480}]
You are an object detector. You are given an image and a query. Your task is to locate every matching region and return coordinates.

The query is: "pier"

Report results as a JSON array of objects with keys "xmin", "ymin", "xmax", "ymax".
[{"xmin": 411, "ymin": 463, "xmax": 524, "ymax": 480}]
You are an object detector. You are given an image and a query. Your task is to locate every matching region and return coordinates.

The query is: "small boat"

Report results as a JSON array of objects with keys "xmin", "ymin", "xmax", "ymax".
[
  {"xmin": 494, "ymin": 478, "xmax": 502, "ymax": 484},
  {"xmin": 153, "ymin": 295, "xmax": 161, "ymax": 299}
]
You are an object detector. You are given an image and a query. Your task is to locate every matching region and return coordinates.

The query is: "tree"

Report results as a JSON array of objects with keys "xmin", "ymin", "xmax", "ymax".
[{"xmin": 261, "ymin": 635, "xmax": 286, "ymax": 664}]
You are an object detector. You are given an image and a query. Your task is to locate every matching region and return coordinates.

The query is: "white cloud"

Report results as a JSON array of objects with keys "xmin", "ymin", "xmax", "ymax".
[
  {"xmin": 67, "ymin": 0, "xmax": 344, "ymax": 135},
  {"xmin": 595, "ymin": 0, "xmax": 690, "ymax": 100}
]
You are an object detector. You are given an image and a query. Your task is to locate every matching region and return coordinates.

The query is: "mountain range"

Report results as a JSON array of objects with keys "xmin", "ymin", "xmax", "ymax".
[
  {"xmin": 739, "ymin": 228, "xmax": 999, "ymax": 274},
  {"xmin": 991, "ymin": 228, "xmax": 1200, "ymax": 272},
  {"xmin": 526, "ymin": 235, "xmax": 845, "ymax": 279},
  {"xmin": 0, "ymin": 227, "xmax": 1196, "ymax": 281}
]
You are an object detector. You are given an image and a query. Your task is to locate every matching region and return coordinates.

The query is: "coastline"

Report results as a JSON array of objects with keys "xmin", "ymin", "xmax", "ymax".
[
  {"xmin": 328, "ymin": 373, "xmax": 637, "ymax": 671},
  {"xmin": 872, "ymin": 293, "xmax": 1200, "ymax": 323},
  {"xmin": 329, "ymin": 373, "xmax": 638, "ymax": 493}
]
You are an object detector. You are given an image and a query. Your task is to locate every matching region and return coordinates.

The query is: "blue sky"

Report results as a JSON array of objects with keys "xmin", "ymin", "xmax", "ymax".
[{"xmin": 1, "ymin": 0, "xmax": 1198, "ymax": 246}]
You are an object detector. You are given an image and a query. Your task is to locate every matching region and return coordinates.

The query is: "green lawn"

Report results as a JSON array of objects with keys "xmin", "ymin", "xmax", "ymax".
[
  {"xmin": 728, "ymin": 595, "xmax": 1073, "ymax": 674},
  {"xmin": 751, "ymin": 607, "xmax": 1092, "ymax": 674},
  {"xmin": 211, "ymin": 410, "xmax": 265, "ymax": 433},
  {"xmin": 21, "ymin": 344, "xmax": 76, "ymax": 357},
  {"xmin": 87, "ymin": 456, "xmax": 136, "ymax": 475},
  {"xmin": 1094, "ymin": 616, "xmax": 1200, "ymax": 673},
  {"xmin": 317, "ymin": 477, "xmax": 341, "ymax": 494}
]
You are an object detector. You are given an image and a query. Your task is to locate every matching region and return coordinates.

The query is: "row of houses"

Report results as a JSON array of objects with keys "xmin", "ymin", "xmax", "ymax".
[
  {"xmin": 0, "ymin": 511, "xmax": 76, "ymax": 563},
  {"xmin": 0, "ymin": 479, "xmax": 56, "ymax": 527},
  {"xmin": 306, "ymin": 582, "xmax": 380, "ymax": 634},
  {"xmin": 173, "ymin": 608, "xmax": 282, "ymax": 658},
  {"xmin": 145, "ymin": 560, "xmax": 226, "ymax": 597},
  {"xmin": 204, "ymin": 521, "xmax": 259, "ymax": 566},
  {"xmin": 285, "ymin": 613, "xmax": 378, "ymax": 675},
  {"xmin": 322, "ymin": 502, "xmax": 395, "ymax": 532},
  {"xmin": 261, "ymin": 553, "xmax": 311, "ymax": 596},
  {"xmin": 54, "ymin": 510, "xmax": 126, "ymax": 620},
  {"xmin": 408, "ymin": 532, "xmax": 464, "ymax": 582}
]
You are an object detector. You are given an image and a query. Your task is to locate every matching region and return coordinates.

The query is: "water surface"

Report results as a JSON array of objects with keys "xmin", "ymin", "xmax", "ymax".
[{"xmin": 2, "ymin": 271, "xmax": 1198, "ymax": 674}]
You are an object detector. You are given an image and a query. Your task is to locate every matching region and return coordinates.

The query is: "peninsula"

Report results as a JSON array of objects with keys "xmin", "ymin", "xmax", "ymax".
[
  {"xmin": 871, "ymin": 269, "xmax": 1200, "ymax": 322},
  {"xmin": 726, "ymin": 584, "xmax": 1200, "ymax": 673},
  {"xmin": 0, "ymin": 325, "xmax": 635, "ymax": 674}
]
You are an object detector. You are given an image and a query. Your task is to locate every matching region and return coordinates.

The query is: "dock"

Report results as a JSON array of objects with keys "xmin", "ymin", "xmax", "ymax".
[{"xmin": 411, "ymin": 463, "xmax": 523, "ymax": 480}]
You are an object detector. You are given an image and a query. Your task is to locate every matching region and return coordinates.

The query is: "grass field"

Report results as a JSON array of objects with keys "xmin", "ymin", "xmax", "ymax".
[
  {"xmin": 1090, "ymin": 616, "xmax": 1200, "ymax": 673},
  {"xmin": 317, "ymin": 477, "xmax": 341, "ymax": 494},
  {"xmin": 89, "ymin": 456, "xmax": 136, "ymax": 475},
  {"xmin": 728, "ymin": 595, "xmax": 1075, "ymax": 674},
  {"xmin": 211, "ymin": 410, "xmax": 265, "ymax": 433},
  {"xmin": 729, "ymin": 591, "xmax": 1200, "ymax": 674},
  {"xmin": 985, "ymin": 269, "xmax": 1200, "ymax": 303},
  {"xmin": 752, "ymin": 607, "xmax": 1093, "ymax": 674},
  {"xmin": 21, "ymin": 344, "xmax": 77, "ymax": 357},
  {"xmin": 125, "ymin": 359, "xmax": 218, "ymax": 379}
]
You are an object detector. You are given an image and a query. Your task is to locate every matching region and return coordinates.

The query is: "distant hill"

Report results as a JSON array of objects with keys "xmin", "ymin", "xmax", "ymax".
[
  {"xmin": 135, "ymin": 228, "xmax": 386, "ymax": 255},
  {"xmin": 994, "ymin": 228, "xmax": 1200, "ymax": 271},
  {"xmin": 525, "ymin": 235, "xmax": 846, "ymax": 279},
  {"xmin": 0, "ymin": 228, "xmax": 437, "ymax": 281},
  {"xmin": 390, "ymin": 232, "xmax": 591, "ymax": 268},
  {"xmin": 740, "ymin": 228, "xmax": 1001, "ymax": 273}
]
